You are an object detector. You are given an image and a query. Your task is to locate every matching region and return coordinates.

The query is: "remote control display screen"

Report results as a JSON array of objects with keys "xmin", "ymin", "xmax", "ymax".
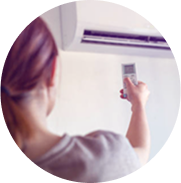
[{"xmin": 124, "ymin": 65, "xmax": 135, "ymax": 74}]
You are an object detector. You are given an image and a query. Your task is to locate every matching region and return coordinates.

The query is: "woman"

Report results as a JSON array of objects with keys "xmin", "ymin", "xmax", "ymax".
[{"xmin": 1, "ymin": 17, "xmax": 150, "ymax": 182}]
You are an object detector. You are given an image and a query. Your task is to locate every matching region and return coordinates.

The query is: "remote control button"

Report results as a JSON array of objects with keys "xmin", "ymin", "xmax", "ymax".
[
  {"xmin": 130, "ymin": 75, "xmax": 135, "ymax": 80},
  {"xmin": 123, "ymin": 94, "xmax": 127, "ymax": 98},
  {"xmin": 124, "ymin": 82, "xmax": 126, "ymax": 89}
]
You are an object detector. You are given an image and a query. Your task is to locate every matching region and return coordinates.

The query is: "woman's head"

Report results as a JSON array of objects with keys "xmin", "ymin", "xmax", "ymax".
[{"xmin": 1, "ymin": 17, "xmax": 58, "ymax": 149}]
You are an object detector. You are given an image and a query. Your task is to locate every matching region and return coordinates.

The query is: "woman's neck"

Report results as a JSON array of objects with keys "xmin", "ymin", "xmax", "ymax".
[
  {"xmin": 24, "ymin": 129, "xmax": 62, "ymax": 161},
  {"xmin": 18, "ymin": 89, "xmax": 62, "ymax": 161}
]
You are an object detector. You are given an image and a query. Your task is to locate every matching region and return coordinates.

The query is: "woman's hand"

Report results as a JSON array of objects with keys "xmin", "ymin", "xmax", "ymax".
[{"xmin": 120, "ymin": 78, "xmax": 150, "ymax": 107}]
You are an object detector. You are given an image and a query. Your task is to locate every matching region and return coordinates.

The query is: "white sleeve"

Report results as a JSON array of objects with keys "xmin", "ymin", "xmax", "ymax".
[{"xmin": 73, "ymin": 130, "xmax": 141, "ymax": 182}]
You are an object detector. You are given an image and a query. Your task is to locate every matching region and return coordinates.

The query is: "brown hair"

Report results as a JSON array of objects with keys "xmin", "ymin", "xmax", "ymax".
[{"xmin": 1, "ymin": 17, "xmax": 58, "ymax": 150}]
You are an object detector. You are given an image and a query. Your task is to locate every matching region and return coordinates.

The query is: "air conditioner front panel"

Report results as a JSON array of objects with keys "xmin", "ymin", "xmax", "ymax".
[
  {"xmin": 60, "ymin": 1, "xmax": 173, "ymax": 58},
  {"xmin": 76, "ymin": 1, "xmax": 161, "ymax": 37}
]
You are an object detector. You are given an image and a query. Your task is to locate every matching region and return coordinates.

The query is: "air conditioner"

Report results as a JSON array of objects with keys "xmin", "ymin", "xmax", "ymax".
[{"xmin": 60, "ymin": 1, "xmax": 173, "ymax": 58}]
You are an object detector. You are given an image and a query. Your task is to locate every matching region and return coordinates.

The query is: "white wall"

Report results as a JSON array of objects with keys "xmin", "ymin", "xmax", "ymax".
[
  {"xmin": 47, "ymin": 50, "xmax": 180, "ymax": 160},
  {"xmin": 41, "ymin": 5, "xmax": 180, "ymax": 161}
]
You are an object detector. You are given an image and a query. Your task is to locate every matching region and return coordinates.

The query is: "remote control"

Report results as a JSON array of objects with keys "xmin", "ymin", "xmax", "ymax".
[{"xmin": 122, "ymin": 63, "xmax": 138, "ymax": 98}]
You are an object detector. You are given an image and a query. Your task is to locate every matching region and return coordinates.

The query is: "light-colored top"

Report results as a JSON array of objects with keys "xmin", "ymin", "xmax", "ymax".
[{"xmin": 33, "ymin": 130, "xmax": 141, "ymax": 182}]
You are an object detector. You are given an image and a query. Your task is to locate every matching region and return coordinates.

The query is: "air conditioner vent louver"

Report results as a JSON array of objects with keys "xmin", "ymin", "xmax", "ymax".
[{"xmin": 82, "ymin": 30, "xmax": 170, "ymax": 50}]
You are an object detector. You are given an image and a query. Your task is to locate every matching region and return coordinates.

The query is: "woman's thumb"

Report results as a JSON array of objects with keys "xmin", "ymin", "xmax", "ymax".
[{"xmin": 124, "ymin": 77, "xmax": 134, "ymax": 87}]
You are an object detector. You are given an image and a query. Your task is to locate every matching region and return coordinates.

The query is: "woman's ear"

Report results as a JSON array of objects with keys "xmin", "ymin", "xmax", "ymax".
[{"xmin": 49, "ymin": 56, "xmax": 57, "ymax": 87}]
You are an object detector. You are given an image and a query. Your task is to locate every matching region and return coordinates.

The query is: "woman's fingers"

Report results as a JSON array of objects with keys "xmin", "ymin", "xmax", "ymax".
[
  {"xmin": 120, "ymin": 89, "xmax": 127, "ymax": 99},
  {"xmin": 120, "ymin": 89, "xmax": 124, "ymax": 94},
  {"xmin": 120, "ymin": 95, "xmax": 127, "ymax": 99}
]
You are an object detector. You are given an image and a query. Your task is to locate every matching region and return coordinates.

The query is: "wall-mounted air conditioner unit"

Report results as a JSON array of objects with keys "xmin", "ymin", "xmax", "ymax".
[{"xmin": 60, "ymin": 1, "xmax": 173, "ymax": 58}]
